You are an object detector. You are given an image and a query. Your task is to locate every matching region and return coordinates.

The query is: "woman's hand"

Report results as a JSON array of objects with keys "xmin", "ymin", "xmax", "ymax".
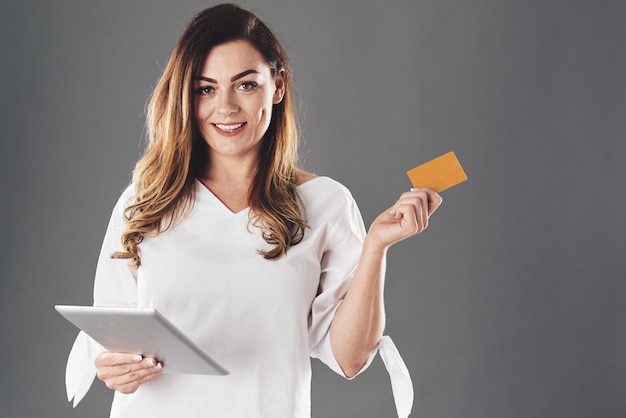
[
  {"xmin": 367, "ymin": 188, "xmax": 442, "ymax": 249},
  {"xmin": 95, "ymin": 352, "xmax": 163, "ymax": 394}
]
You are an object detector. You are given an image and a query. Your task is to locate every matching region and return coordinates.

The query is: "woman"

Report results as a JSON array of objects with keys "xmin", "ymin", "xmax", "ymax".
[{"xmin": 65, "ymin": 4, "xmax": 441, "ymax": 417}]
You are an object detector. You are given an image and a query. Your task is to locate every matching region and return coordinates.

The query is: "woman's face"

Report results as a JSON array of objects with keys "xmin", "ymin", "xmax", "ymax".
[{"xmin": 194, "ymin": 40, "xmax": 284, "ymax": 164}]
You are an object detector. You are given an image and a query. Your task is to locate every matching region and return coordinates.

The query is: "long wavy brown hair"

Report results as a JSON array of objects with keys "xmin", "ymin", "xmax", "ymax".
[{"xmin": 113, "ymin": 3, "xmax": 307, "ymax": 268}]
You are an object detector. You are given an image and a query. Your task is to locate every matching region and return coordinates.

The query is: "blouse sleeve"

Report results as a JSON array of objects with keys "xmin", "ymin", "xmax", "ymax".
[
  {"xmin": 307, "ymin": 186, "xmax": 415, "ymax": 418},
  {"xmin": 307, "ymin": 188, "xmax": 371, "ymax": 375},
  {"xmin": 65, "ymin": 186, "xmax": 138, "ymax": 407}
]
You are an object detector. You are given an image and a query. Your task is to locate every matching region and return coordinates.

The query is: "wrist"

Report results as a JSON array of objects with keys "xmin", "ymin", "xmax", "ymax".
[{"xmin": 362, "ymin": 234, "xmax": 390, "ymax": 256}]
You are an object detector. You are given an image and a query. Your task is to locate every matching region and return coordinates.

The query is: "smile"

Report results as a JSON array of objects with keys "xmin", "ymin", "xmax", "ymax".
[{"xmin": 213, "ymin": 122, "xmax": 247, "ymax": 134}]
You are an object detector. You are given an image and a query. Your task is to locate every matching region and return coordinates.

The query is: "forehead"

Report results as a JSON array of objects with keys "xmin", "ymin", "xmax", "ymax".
[{"xmin": 198, "ymin": 40, "xmax": 270, "ymax": 77}]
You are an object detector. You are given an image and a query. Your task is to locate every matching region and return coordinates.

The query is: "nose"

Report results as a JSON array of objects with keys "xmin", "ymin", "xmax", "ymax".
[{"xmin": 216, "ymin": 89, "xmax": 239, "ymax": 116}]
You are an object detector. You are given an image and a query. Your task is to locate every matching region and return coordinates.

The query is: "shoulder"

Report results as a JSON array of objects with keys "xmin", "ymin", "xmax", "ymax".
[
  {"xmin": 295, "ymin": 169, "xmax": 351, "ymax": 196},
  {"xmin": 297, "ymin": 175, "xmax": 360, "ymax": 220},
  {"xmin": 113, "ymin": 183, "xmax": 136, "ymax": 211},
  {"xmin": 295, "ymin": 169, "xmax": 317, "ymax": 186},
  {"xmin": 297, "ymin": 175, "xmax": 352, "ymax": 200},
  {"xmin": 107, "ymin": 183, "xmax": 140, "ymax": 225}
]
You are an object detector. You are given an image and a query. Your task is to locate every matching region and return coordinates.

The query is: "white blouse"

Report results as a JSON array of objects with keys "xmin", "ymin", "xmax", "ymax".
[{"xmin": 65, "ymin": 177, "xmax": 413, "ymax": 417}]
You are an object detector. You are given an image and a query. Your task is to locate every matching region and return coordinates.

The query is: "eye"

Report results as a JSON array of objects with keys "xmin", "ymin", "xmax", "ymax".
[
  {"xmin": 238, "ymin": 81, "xmax": 258, "ymax": 91},
  {"xmin": 196, "ymin": 86, "xmax": 215, "ymax": 96}
]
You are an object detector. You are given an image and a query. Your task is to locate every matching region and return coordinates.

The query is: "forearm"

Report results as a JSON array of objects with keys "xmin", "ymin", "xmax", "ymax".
[
  {"xmin": 330, "ymin": 235, "xmax": 388, "ymax": 377},
  {"xmin": 328, "ymin": 188, "xmax": 442, "ymax": 378}
]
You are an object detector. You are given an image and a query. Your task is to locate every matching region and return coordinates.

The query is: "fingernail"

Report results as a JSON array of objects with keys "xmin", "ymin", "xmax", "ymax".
[
  {"xmin": 133, "ymin": 355, "xmax": 143, "ymax": 362},
  {"xmin": 156, "ymin": 362, "xmax": 163, "ymax": 369},
  {"xmin": 147, "ymin": 358, "xmax": 156, "ymax": 366}
]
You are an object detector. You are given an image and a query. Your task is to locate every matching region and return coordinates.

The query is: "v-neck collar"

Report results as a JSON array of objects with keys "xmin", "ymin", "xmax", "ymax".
[
  {"xmin": 194, "ymin": 176, "xmax": 326, "ymax": 215},
  {"xmin": 195, "ymin": 179, "xmax": 250, "ymax": 216}
]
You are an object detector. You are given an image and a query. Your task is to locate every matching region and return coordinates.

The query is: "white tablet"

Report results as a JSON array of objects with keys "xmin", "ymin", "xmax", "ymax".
[{"xmin": 55, "ymin": 305, "xmax": 229, "ymax": 375}]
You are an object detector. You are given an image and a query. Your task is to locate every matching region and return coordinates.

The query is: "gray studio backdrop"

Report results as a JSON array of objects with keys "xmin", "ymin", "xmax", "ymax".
[{"xmin": 2, "ymin": 1, "xmax": 625, "ymax": 417}]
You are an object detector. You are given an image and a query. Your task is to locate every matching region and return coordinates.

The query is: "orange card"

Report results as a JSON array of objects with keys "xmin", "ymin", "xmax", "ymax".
[{"xmin": 406, "ymin": 152, "xmax": 468, "ymax": 192}]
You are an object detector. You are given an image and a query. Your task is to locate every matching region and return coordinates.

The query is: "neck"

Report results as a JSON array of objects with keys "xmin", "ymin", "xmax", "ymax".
[
  {"xmin": 197, "ymin": 153, "xmax": 260, "ymax": 213},
  {"xmin": 201, "ymin": 152, "xmax": 259, "ymax": 186}
]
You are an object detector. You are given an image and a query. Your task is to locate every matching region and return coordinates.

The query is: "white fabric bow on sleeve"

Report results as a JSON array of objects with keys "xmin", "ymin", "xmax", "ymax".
[{"xmin": 378, "ymin": 335, "xmax": 414, "ymax": 418}]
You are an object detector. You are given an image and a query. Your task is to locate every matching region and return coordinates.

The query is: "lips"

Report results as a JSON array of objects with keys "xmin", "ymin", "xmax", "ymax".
[{"xmin": 213, "ymin": 122, "xmax": 247, "ymax": 134}]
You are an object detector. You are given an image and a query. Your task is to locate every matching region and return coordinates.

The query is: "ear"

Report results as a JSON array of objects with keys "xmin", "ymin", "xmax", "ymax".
[{"xmin": 272, "ymin": 69, "xmax": 286, "ymax": 104}]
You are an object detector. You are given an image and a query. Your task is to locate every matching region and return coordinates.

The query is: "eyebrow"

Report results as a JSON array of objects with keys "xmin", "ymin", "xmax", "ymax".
[{"xmin": 195, "ymin": 69, "xmax": 260, "ymax": 83}]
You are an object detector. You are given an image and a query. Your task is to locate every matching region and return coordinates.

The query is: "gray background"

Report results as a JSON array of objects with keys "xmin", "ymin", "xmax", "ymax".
[{"xmin": 1, "ymin": 0, "xmax": 625, "ymax": 417}]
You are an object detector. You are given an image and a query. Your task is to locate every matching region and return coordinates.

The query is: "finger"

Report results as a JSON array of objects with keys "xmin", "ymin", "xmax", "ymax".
[
  {"xmin": 96, "ymin": 355, "xmax": 160, "ymax": 380},
  {"xmin": 114, "ymin": 381, "xmax": 142, "ymax": 394},
  {"xmin": 410, "ymin": 188, "xmax": 442, "ymax": 215},
  {"xmin": 394, "ymin": 192, "xmax": 427, "ymax": 231},
  {"xmin": 399, "ymin": 188, "xmax": 442, "ymax": 218},
  {"xmin": 122, "ymin": 359, "xmax": 163, "ymax": 383},
  {"xmin": 99, "ymin": 359, "xmax": 163, "ymax": 392},
  {"xmin": 395, "ymin": 189, "xmax": 429, "ymax": 207},
  {"xmin": 114, "ymin": 364, "xmax": 162, "ymax": 394},
  {"xmin": 393, "ymin": 203, "xmax": 420, "ymax": 235},
  {"xmin": 95, "ymin": 352, "xmax": 143, "ymax": 367},
  {"xmin": 415, "ymin": 191, "xmax": 429, "ymax": 231}
]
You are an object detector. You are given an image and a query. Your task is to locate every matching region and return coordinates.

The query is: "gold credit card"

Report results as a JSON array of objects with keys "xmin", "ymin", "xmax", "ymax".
[{"xmin": 406, "ymin": 152, "xmax": 468, "ymax": 192}]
